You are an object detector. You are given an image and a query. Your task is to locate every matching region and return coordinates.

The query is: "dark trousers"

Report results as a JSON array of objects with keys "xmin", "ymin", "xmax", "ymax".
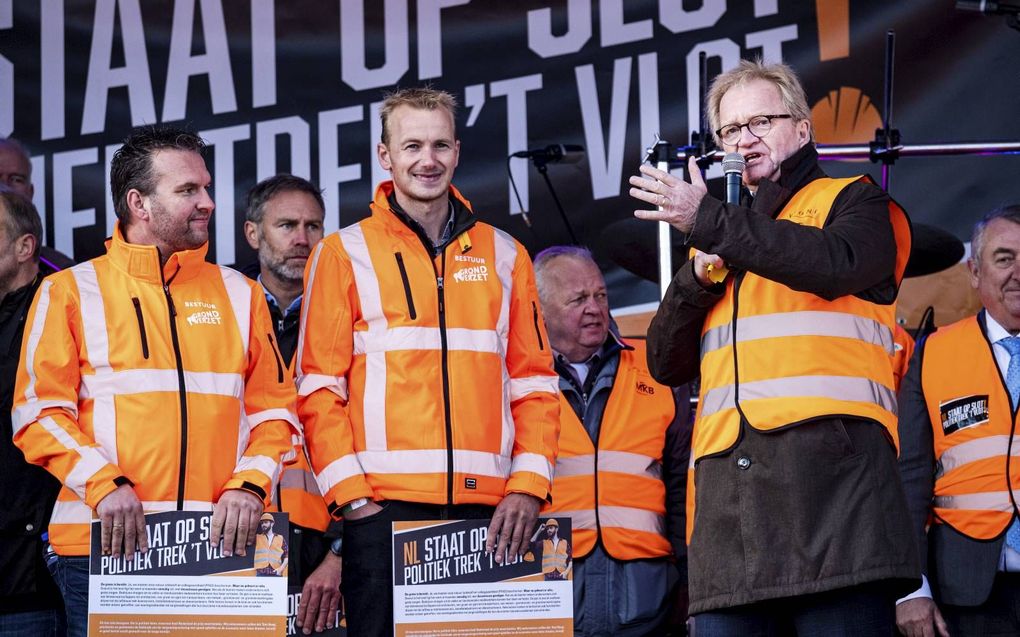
[
  {"xmin": 941, "ymin": 573, "xmax": 1020, "ymax": 637},
  {"xmin": 341, "ymin": 500, "xmax": 495, "ymax": 637},
  {"xmin": 690, "ymin": 585, "xmax": 896, "ymax": 637},
  {"xmin": 47, "ymin": 557, "xmax": 88, "ymax": 637}
]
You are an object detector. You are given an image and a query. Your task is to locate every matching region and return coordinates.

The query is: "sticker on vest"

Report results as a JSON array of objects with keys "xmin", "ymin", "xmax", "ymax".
[
  {"xmin": 183, "ymin": 300, "xmax": 222, "ymax": 326},
  {"xmin": 939, "ymin": 394, "xmax": 989, "ymax": 435},
  {"xmin": 464, "ymin": 477, "xmax": 477, "ymax": 489}
]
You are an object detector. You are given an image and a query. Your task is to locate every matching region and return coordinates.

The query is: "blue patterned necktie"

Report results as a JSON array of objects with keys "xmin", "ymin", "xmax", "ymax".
[{"xmin": 1000, "ymin": 336, "xmax": 1020, "ymax": 552}]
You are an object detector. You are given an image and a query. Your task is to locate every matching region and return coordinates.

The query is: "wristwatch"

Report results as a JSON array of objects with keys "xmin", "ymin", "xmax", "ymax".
[{"xmin": 329, "ymin": 536, "xmax": 342, "ymax": 558}]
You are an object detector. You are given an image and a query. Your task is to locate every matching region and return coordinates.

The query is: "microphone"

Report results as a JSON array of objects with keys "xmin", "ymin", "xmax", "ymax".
[
  {"xmin": 511, "ymin": 144, "xmax": 585, "ymax": 164},
  {"xmin": 722, "ymin": 152, "xmax": 745, "ymax": 205},
  {"xmin": 955, "ymin": 1, "xmax": 1020, "ymax": 15},
  {"xmin": 706, "ymin": 153, "xmax": 746, "ymax": 284}
]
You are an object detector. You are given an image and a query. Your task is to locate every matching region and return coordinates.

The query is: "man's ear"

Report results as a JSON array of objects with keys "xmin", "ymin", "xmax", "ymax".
[
  {"xmin": 967, "ymin": 258, "xmax": 980, "ymax": 290},
  {"xmin": 244, "ymin": 220, "xmax": 261, "ymax": 250},
  {"xmin": 14, "ymin": 232, "xmax": 36, "ymax": 264},
  {"xmin": 125, "ymin": 189, "xmax": 149, "ymax": 224},
  {"xmin": 377, "ymin": 142, "xmax": 392, "ymax": 172}
]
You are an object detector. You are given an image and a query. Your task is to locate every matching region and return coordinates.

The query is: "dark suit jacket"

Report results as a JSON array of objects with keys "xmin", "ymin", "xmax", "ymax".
[{"xmin": 897, "ymin": 310, "xmax": 1005, "ymax": 607}]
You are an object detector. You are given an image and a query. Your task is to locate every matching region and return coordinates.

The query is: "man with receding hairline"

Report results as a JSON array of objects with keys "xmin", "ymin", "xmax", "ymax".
[
  {"xmin": 298, "ymin": 87, "xmax": 559, "ymax": 635},
  {"xmin": 897, "ymin": 206, "xmax": 1020, "ymax": 637}
]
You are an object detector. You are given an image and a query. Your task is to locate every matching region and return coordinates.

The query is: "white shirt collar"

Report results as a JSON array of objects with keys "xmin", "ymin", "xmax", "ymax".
[{"xmin": 985, "ymin": 311, "xmax": 1014, "ymax": 343}]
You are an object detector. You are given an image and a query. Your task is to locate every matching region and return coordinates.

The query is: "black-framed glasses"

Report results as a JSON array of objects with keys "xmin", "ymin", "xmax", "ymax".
[{"xmin": 715, "ymin": 114, "xmax": 793, "ymax": 145}]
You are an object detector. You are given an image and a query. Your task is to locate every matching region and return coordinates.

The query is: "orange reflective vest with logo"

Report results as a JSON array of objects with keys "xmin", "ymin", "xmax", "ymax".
[
  {"xmin": 543, "ymin": 343, "xmax": 675, "ymax": 559},
  {"xmin": 542, "ymin": 538, "xmax": 569, "ymax": 576},
  {"xmin": 255, "ymin": 533, "xmax": 287, "ymax": 570},
  {"xmin": 12, "ymin": 225, "xmax": 298, "ymax": 556},
  {"xmin": 297, "ymin": 182, "xmax": 559, "ymax": 512},
  {"xmin": 693, "ymin": 176, "xmax": 910, "ymax": 463},
  {"xmin": 922, "ymin": 314, "xmax": 1020, "ymax": 540}
]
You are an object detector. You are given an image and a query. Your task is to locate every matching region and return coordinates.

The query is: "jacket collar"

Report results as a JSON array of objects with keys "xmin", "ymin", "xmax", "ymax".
[
  {"xmin": 751, "ymin": 144, "xmax": 826, "ymax": 219},
  {"xmin": 370, "ymin": 181, "xmax": 477, "ymax": 254},
  {"xmin": 106, "ymin": 221, "xmax": 210, "ymax": 285}
]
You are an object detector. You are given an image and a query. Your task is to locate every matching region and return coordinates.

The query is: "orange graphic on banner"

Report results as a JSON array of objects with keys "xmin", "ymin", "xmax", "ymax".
[
  {"xmin": 817, "ymin": 0, "xmax": 850, "ymax": 61},
  {"xmin": 397, "ymin": 617, "xmax": 573, "ymax": 637},
  {"xmin": 89, "ymin": 614, "xmax": 287, "ymax": 635},
  {"xmin": 812, "ymin": 86, "xmax": 882, "ymax": 145}
]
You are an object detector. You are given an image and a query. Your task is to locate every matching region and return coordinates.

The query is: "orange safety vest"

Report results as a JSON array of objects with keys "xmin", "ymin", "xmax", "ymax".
[
  {"xmin": 542, "ymin": 538, "xmax": 569, "ymax": 576},
  {"xmin": 693, "ymin": 176, "xmax": 911, "ymax": 463},
  {"xmin": 297, "ymin": 182, "xmax": 559, "ymax": 512},
  {"xmin": 543, "ymin": 343, "xmax": 675, "ymax": 560},
  {"xmin": 255, "ymin": 532, "xmax": 287, "ymax": 570},
  {"xmin": 269, "ymin": 442, "xmax": 330, "ymax": 532},
  {"xmin": 12, "ymin": 224, "xmax": 297, "ymax": 556},
  {"xmin": 922, "ymin": 314, "xmax": 1020, "ymax": 540}
]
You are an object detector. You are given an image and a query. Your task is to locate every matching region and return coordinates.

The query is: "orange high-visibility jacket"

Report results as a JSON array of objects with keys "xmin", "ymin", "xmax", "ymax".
[
  {"xmin": 266, "ymin": 339, "xmax": 330, "ymax": 532},
  {"xmin": 543, "ymin": 342, "xmax": 675, "ymax": 560},
  {"xmin": 12, "ymin": 225, "xmax": 298, "ymax": 556},
  {"xmin": 922, "ymin": 314, "xmax": 1020, "ymax": 540},
  {"xmin": 296, "ymin": 182, "xmax": 559, "ymax": 512},
  {"xmin": 693, "ymin": 176, "xmax": 911, "ymax": 462}
]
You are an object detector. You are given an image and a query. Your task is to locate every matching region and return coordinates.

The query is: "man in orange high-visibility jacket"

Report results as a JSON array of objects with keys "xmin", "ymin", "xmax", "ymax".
[
  {"xmin": 534, "ymin": 246, "xmax": 690, "ymax": 636},
  {"xmin": 297, "ymin": 87, "xmax": 559, "ymax": 636},
  {"xmin": 242, "ymin": 174, "xmax": 343, "ymax": 634},
  {"xmin": 897, "ymin": 206, "xmax": 1020, "ymax": 637},
  {"xmin": 631, "ymin": 59, "xmax": 919, "ymax": 633},
  {"xmin": 12, "ymin": 126, "xmax": 298, "ymax": 637},
  {"xmin": 530, "ymin": 519, "xmax": 570, "ymax": 580}
]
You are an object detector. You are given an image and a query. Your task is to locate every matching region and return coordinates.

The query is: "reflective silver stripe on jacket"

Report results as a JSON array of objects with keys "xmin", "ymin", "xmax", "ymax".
[
  {"xmin": 699, "ymin": 375, "xmax": 897, "ymax": 419},
  {"xmin": 554, "ymin": 451, "xmax": 661, "ymax": 480},
  {"xmin": 701, "ymin": 311, "xmax": 895, "ymax": 359},
  {"xmin": 936, "ymin": 435, "xmax": 1015, "ymax": 479},
  {"xmin": 934, "ymin": 491, "xmax": 1019, "ymax": 512}
]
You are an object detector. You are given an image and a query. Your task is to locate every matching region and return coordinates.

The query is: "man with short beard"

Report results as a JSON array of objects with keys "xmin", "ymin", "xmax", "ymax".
[
  {"xmin": 12, "ymin": 126, "xmax": 297, "ymax": 636},
  {"xmin": 243, "ymin": 174, "xmax": 343, "ymax": 634}
]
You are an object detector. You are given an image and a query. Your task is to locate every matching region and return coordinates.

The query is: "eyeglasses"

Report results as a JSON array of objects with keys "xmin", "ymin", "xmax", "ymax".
[{"xmin": 715, "ymin": 114, "xmax": 793, "ymax": 145}]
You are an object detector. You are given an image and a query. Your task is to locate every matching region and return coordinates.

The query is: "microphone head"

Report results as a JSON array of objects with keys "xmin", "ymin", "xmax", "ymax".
[
  {"xmin": 556, "ymin": 144, "xmax": 585, "ymax": 164},
  {"xmin": 722, "ymin": 152, "xmax": 746, "ymax": 175}
]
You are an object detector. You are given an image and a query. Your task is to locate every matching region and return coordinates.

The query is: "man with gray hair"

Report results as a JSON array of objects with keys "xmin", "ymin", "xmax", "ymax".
[
  {"xmin": 897, "ymin": 206, "xmax": 1020, "ymax": 637},
  {"xmin": 630, "ymin": 59, "xmax": 918, "ymax": 634},
  {"xmin": 0, "ymin": 189, "xmax": 65, "ymax": 635},
  {"xmin": 533, "ymin": 245, "xmax": 690, "ymax": 636},
  {"xmin": 0, "ymin": 137, "xmax": 75, "ymax": 272},
  {"xmin": 242, "ymin": 174, "xmax": 343, "ymax": 635}
]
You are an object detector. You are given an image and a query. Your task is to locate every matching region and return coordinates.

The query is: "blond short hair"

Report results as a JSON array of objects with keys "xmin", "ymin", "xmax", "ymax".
[
  {"xmin": 707, "ymin": 59, "xmax": 813, "ymax": 145},
  {"xmin": 379, "ymin": 87, "xmax": 458, "ymax": 145}
]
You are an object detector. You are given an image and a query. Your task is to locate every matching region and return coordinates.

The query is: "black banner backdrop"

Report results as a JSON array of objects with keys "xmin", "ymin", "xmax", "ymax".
[{"xmin": 3, "ymin": 1, "xmax": 1019, "ymax": 308}]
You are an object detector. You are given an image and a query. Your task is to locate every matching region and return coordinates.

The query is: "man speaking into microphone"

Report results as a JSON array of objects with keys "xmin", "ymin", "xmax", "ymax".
[{"xmin": 628, "ymin": 59, "xmax": 919, "ymax": 635}]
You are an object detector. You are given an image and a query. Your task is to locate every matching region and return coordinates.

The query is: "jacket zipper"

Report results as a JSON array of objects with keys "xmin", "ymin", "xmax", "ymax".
[
  {"xmin": 131, "ymin": 298, "xmax": 150, "ymax": 359},
  {"xmin": 160, "ymin": 266, "xmax": 189, "ymax": 510},
  {"xmin": 435, "ymin": 250, "xmax": 455, "ymax": 504},
  {"xmin": 395, "ymin": 252, "xmax": 417, "ymax": 320},
  {"xmin": 267, "ymin": 332, "xmax": 285, "ymax": 383},
  {"xmin": 532, "ymin": 301, "xmax": 545, "ymax": 350}
]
